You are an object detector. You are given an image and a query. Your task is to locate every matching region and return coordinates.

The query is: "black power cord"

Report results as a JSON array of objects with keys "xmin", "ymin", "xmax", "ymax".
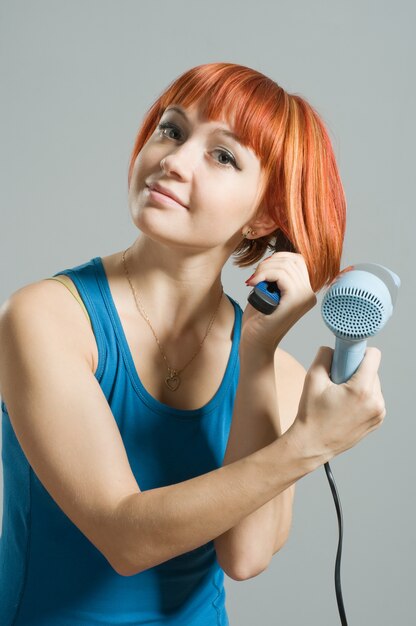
[{"xmin": 324, "ymin": 461, "xmax": 348, "ymax": 625}]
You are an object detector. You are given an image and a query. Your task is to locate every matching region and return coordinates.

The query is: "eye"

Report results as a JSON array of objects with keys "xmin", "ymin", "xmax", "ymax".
[
  {"xmin": 157, "ymin": 121, "xmax": 182, "ymax": 141},
  {"xmin": 211, "ymin": 148, "xmax": 238, "ymax": 169}
]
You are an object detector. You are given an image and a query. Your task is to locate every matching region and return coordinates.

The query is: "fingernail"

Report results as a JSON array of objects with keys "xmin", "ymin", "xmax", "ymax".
[{"xmin": 245, "ymin": 273, "xmax": 256, "ymax": 284}]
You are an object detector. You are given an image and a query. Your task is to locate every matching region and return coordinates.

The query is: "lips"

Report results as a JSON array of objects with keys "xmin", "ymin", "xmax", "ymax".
[{"xmin": 146, "ymin": 182, "xmax": 188, "ymax": 208}]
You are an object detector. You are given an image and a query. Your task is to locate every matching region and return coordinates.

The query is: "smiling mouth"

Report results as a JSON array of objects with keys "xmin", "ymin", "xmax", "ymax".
[{"xmin": 146, "ymin": 186, "xmax": 187, "ymax": 209}]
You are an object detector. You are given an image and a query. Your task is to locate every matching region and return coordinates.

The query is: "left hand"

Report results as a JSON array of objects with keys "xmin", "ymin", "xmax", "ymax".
[{"xmin": 241, "ymin": 252, "xmax": 317, "ymax": 353}]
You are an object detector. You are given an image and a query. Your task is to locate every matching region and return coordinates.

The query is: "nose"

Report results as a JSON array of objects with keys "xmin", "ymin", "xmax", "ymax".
[{"xmin": 160, "ymin": 142, "xmax": 198, "ymax": 180}]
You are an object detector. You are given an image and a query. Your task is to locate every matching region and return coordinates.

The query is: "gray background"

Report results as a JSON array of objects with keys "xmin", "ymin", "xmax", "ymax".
[{"xmin": 0, "ymin": 1, "xmax": 414, "ymax": 624}]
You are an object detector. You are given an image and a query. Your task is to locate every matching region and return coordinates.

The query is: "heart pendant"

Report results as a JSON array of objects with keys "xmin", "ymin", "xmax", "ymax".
[{"xmin": 165, "ymin": 375, "xmax": 180, "ymax": 391}]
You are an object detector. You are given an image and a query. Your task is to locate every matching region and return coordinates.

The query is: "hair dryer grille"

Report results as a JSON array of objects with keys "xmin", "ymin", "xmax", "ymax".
[
  {"xmin": 321, "ymin": 286, "xmax": 385, "ymax": 340},
  {"xmin": 321, "ymin": 262, "xmax": 399, "ymax": 384}
]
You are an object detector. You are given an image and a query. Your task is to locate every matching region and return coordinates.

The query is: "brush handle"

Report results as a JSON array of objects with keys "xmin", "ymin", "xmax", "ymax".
[{"xmin": 247, "ymin": 280, "xmax": 281, "ymax": 315}]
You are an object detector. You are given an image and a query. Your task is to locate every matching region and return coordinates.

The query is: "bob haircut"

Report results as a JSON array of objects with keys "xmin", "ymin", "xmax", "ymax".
[{"xmin": 128, "ymin": 62, "xmax": 346, "ymax": 293}]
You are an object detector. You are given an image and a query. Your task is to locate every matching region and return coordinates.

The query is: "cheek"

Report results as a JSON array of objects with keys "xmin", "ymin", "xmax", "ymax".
[
  {"xmin": 129, "ymin": 154, "xmax": 142, "ymax": 186},
  {"xmin": 225, "ymin": 185, "xmax": 258, "ymax": 218},
  {"xmin": 129, "ymin": 151, "xmax": 154, "ymax": 194},
  {"xmin": 195, "ymin": 185, "xmax": 235, "ymax": 216},
  {"xmin": 194, "ymin": 189, "xmax": 247, "ymax": 231}
]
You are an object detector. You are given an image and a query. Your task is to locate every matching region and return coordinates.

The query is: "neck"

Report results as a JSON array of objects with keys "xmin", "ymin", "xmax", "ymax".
[{"xmin": 122, "ymin": 236, "xmax": 227, "ymax": 342}]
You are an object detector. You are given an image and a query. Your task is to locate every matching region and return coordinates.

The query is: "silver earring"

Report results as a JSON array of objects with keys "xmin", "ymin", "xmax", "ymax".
[{"xmin": 243, "ymin": 228, "xmax": 256, "ymax": 238}]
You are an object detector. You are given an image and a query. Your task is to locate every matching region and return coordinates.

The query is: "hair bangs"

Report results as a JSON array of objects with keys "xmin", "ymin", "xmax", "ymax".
[{"xmin": 157, "ymin": 63, "xmax": 289, "ymax": 173}]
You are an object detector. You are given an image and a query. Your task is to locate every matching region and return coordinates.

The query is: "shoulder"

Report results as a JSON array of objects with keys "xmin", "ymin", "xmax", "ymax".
[
  {"xmin": 2, "ymin": 277, "xmax": 79, "ymax": 320},
  {"xmin": 0, "ymin": 278, "xmax": 94, "ymax": 369},
  {"xmin": 0, "ymin": 280, "xmax": 57, "ymax": 325}
]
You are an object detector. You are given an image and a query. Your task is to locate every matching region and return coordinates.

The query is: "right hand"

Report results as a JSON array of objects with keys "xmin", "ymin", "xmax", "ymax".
[{"xmin": 286, "ymin": 346, "xmax": 387, "ymax": 465}]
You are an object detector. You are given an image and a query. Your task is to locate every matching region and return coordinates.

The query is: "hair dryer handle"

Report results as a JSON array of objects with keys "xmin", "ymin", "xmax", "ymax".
[{"xmin": 331, "ymin": 337, "xmax": 368, "ymax": 384}]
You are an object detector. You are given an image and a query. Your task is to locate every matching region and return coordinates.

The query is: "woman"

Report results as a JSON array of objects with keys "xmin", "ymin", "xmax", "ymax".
[{"xmin": 0, "ymin": 62, "xmax": 385, "ymax": 625}]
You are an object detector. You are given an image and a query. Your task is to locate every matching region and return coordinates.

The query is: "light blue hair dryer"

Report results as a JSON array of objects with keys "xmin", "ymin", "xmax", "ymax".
[
  {"xmin": 321, "ymin": 263, "xmax": 401, "ymax": 384},
  {"xmin": 249, "ymin": 261, "xmax": 401, "ymax": 625},
  {"xmin": 321, "ymin": 262, "xmax": 401, "ymax": 624}
]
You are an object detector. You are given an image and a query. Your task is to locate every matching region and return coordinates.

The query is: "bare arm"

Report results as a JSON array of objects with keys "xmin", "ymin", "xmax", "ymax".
[
  {"xmin": 115, "ymin": 422, "xmax": 320, "ymax": 578},
  {"xmin": 0, "ymin": 281, "xmax": 324, "ymax": 581},
  {"xmin": 118, "ymin": 349, "xmax": 386, "ymax": 580},
  {"xmin": 213, "ymin": 346, "xmax": 306, "ymax": 579}
]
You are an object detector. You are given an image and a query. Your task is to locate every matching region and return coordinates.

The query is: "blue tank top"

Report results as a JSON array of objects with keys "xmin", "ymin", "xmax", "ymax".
[{"xmin": 0, "ymin": 256, "xmax": 243, "ymax": 625}]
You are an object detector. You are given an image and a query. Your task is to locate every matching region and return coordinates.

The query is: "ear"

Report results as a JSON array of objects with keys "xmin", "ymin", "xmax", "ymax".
[{"xmin": 250, "ymin": 203, "xmax": 280, "ymax": 239}]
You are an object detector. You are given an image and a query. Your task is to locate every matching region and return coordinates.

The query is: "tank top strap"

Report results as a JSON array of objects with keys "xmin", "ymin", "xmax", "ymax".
[
  {"xmin": 47, "ymin": 258, "xmax": 109, "ymax": 381},
  {"xmin": 45, "ymin": 275, "xmax": 92, "ymax": 329}
]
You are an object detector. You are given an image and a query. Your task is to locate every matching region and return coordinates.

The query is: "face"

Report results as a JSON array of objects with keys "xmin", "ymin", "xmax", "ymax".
[{"xmin": 128, "ymin": 103, "xmax": 267, "ymax": 253}]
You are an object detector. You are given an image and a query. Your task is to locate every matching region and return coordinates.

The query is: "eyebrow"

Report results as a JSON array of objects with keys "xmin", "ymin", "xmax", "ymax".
[{"xmin": 164, "ymin": 106, "xmax": 246, "ymax": 148}]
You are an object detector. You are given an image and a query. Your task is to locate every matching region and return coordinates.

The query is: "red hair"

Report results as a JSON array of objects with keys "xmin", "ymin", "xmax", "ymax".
[{"xmin": 127, "ymin": 62, "xmax": 346, "ymax": 293}]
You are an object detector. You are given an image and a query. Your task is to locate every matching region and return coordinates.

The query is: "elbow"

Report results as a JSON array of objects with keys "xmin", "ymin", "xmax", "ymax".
[
  {"xmin": 217, "ymin": 553, "xmax": 270, "ymax": 582},
  {"xmin": 110, "ymin": 547, "xmax": 148, "ymax": 577},
  {"xmin": 215, "ymin": 539, "xmax": 271, "ymax": 582},
  {"xmin": 225, "ymin": 561, "xmax": 269, "ymax": 581},
  {"xmin": 220, "ymin": 531, "xmax": 290, "ymax": 581},
  {"xmin": 106, "ymin": 492, "xmax": 144, "ymax": 577},
  {"xmin": 113, "ymin": 561, "xmax": 138, "ymax": 577},
  {"xmin": 106, "ymin": 550, "xmax": 139, "ymax": 577}
]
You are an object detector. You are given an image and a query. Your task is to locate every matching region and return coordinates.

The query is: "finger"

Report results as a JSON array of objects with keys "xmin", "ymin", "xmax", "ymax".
[
  {"xmin": 344, "ymin": 347, "xmax": 382, "ymax": 391},
  {"xmin": 259, "ymin": 252, "xmax": 301, "ymax": 268},
  {"xmin": 373, "ymin": 373, "xmax": 382, "ymax": 396},
  {"xmin": 259, "ymin": 254, "xmax": 310, "ymax": 286},
  {"xmin": 308, "ymin": 346, "xmax": 334, "ymax": 379},
  {"xmin": 247, "ymin": 265, "xmax": 291, "ymax": 288},
  {"xmin": 251, "ymin": 259, "xmax": 302, "ymax": 285},
  {"xmin": 372, "ymin": 374, "xmax": 386, "ymax": 414}
]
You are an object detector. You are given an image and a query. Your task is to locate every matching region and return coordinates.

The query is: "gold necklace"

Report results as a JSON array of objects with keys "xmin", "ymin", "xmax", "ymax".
[{"xmin": 122, "ymin": 246, "xmax": 224, "ymax": 392}]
